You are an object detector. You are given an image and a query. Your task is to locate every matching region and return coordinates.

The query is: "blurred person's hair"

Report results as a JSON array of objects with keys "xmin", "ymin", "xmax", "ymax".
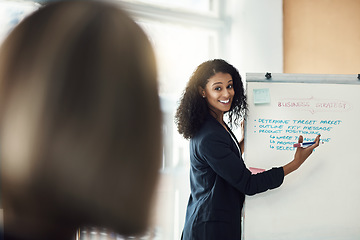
[{"xmin": 0, "ymin": 1, "xmax": 161, "ymax": 239}]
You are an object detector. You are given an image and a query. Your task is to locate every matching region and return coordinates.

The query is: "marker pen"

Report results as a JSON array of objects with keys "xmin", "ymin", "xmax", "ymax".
[{"xmin": 293, "ymin": 141, "xmax": 316, "ymax": 148}]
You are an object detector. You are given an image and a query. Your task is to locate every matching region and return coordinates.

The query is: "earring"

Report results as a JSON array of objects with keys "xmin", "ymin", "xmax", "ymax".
[{"xmin": 202, "ymin": 95, "xmax": 205, "ymax": 98}]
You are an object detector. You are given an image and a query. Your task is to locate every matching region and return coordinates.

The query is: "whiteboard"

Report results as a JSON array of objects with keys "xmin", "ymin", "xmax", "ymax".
[{"xmin": 243, "ymin": 73, "xmax": 360, "ymax": 240}]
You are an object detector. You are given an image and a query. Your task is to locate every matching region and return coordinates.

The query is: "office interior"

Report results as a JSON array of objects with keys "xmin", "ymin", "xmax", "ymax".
[{"xmin": 0, "ymin": 0, "xmax": 359, "ymax": 239}]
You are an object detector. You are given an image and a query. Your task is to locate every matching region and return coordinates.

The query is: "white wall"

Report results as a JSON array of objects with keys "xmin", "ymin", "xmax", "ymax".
[{"xmin": 226, "ymin": 0, "xmax": 283, "ymax": 76}]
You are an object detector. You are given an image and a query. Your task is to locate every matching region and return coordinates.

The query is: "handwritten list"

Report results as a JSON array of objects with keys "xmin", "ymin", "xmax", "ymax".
[
  {"xmin": 252, "ymin": 118, "xmax": 342, "ymax": 151},
  {"xmin": 250, "ymin": 90, "xmax": 348, "ymax": 151}
]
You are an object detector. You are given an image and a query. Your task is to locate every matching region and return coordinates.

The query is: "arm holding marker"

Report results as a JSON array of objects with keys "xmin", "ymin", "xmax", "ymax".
[
  {"xmin": 293, "ymin": 141, "xmax": 323, "ymax": 148},
  {"xmin": 283, "ymin": 135, "xmax": 321, "ymax": 176}
]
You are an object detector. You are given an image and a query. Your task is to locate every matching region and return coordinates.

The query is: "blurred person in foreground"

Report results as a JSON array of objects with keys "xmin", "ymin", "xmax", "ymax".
[{"xmin": 0, "ymin": 1, "xmax": 161, "ymax": 240}]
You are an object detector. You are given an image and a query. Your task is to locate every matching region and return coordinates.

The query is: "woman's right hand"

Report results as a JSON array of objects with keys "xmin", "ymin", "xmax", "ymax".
[{"xmin": 283, "ymin": 134, "xmax": 321, "ymax": 176}]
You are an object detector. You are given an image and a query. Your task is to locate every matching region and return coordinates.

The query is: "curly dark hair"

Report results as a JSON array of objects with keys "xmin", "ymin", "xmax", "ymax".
[{"xmin": 175, "ymin": 59, "xmax": 247, "ymax": 139}]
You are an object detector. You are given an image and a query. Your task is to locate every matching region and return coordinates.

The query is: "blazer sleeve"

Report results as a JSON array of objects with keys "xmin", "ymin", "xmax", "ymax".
[{"xmin": 199, "ymin": 131, "xmax": 284, "ymax": 196}]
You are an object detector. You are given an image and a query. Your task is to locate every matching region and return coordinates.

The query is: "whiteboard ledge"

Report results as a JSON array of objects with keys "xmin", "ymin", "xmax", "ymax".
[{"xmin": 246, "ymin": 73, "xmax": 360, "ymax": 84}]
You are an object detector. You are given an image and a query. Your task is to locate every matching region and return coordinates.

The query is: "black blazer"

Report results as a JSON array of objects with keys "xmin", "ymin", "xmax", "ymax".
[{"xmin": 182, "ymin": 115, "xmax": 284, "ymax": 240}]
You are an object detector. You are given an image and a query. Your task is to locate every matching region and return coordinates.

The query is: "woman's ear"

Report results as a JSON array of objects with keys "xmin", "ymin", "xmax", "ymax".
[{"xmin": 198, "ymin": 87, "xmax": 206, "ymax": 98}]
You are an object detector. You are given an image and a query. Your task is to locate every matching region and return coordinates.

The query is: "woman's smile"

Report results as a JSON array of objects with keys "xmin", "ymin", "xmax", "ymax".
[{"xmin": 219, "ymin": 99, "xmax": 231, "ymax": 104}]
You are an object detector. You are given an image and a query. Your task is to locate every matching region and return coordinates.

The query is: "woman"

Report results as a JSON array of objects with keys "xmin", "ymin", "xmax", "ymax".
[
  {"xmin": 0, "ymin": 1, "xmax": 161, "ymax": 240},
  {"xmin": 175, "ymin": 59, "xmax": 320, "ymax": 239}
]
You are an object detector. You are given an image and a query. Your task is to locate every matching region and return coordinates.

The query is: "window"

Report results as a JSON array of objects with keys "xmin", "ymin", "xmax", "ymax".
[
  {"xmin": 116, "ymin": 1, "xmax": 230, "ymax": 239},
  {"xmin": 119, "ymin": 0, "xmax": 219, "ymax": 16},
  {"xmin": 0, "ymin": 0, "xmax": 39, "ymax": 44}
]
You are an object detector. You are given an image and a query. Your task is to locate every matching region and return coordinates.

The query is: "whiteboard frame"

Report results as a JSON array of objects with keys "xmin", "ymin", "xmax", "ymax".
[{"xmin": 243, "ymin": 72, "xmax": 360, "ymax": 240}]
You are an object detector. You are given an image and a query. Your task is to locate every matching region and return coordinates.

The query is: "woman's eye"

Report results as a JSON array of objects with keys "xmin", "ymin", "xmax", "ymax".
[
  {"xmin": 215, "ymin": 87, "xmax": 221, "ymax": 91},
  {"xmin": 227, "ymin": 84, "xmax": 233, "ymax": 89}
]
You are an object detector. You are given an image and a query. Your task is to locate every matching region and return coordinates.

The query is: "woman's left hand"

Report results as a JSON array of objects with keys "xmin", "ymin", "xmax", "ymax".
[{"xmin": 239, "ymin": 119, "xmax": 245, "ymax": 153}]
